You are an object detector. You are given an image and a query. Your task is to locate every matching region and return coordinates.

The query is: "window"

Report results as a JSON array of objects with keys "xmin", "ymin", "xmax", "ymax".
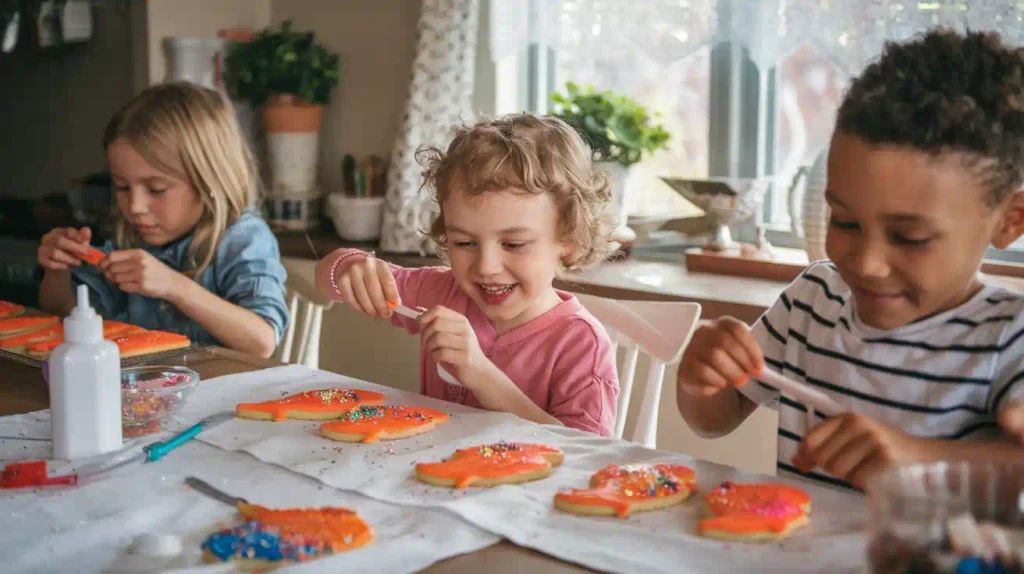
[{"xmin": 483, "ymin": 0, "xmax": 1024, "ymax": 263}]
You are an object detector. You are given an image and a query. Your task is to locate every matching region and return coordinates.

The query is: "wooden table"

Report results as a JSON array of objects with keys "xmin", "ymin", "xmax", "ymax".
[{"xmin": 0, "ymin": 347, "xmax": 591, "ymax": 573}]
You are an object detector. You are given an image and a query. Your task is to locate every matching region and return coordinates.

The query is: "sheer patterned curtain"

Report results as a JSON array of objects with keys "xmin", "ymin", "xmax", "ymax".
[{"xmin": 380, "ymin": 0, "xmax": 480, "ymax": 254}]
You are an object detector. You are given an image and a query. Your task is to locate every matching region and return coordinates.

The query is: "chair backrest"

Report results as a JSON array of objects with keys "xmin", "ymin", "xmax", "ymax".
[
  {"xmin": 574, "ymin": 293, "xmax": 701, "ymax": 448},
  {"xmin": 277, "ymin": 259, "xmax": 334, "ymax": 369}
]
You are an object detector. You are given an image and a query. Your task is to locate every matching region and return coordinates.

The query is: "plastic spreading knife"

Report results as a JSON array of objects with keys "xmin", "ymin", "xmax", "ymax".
[
  {"xmin": 387, "ymin": 302, "xmax": 463, "ymax": 387},
  {"xmin": 756, "ymin": 368, "xmax": 845, "ymax": 417},
  {"xmin": 0, "ymin": 411, "xmax": 235, "ymax": 489}
]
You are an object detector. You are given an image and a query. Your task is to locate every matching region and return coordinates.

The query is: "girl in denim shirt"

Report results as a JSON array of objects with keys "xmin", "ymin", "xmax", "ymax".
[{"xmin": 37, "ymin": 82, "xmax": 288, "ymax": 357}]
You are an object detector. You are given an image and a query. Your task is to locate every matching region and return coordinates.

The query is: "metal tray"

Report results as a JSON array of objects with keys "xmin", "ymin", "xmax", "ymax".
[{"xmin": 0, "ymin": 343, "xmax": 213, "ymax": 369}]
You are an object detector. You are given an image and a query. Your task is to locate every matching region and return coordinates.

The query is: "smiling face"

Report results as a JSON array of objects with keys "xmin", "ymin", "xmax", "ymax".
[
  {"xmin": 108, "ymin": 138, "xmax": 203, "ymax": 247},
  {"xmin": 824, "ymin": 132, "xmax": 1024, "ymax": 330},
  {"xmin": 443, "ymin": 186, "xmax": 568, "ymax": 334}
]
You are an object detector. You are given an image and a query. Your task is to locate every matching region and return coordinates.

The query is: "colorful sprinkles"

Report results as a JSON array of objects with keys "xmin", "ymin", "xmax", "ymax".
[
  {"xmin": 202, "ymin": 504, "xmax": 373, "ymax": 565},
  {"xmin": 203, "ymin": 520, "xmax": 332, "ymax": 563},
  {"xmin": 478, "ymin": 441, "xmax": 521, "ymax": 458},
  {"xmin": 340, "ymin": 405, "xmax": 431, "ymax": 422}
]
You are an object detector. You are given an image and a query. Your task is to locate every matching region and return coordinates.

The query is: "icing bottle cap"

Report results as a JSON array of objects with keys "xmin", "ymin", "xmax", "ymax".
[{"xmin": 64, "ymin": 285, "xmax": 103, "ymax": 343}]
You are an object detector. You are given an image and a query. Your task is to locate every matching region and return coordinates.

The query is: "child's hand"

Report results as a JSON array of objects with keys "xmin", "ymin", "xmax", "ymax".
[
  {"xmin": 38, "ymin": 227, "xmax": 92, "ymax": 270},
  {"xmin": 99, "ymin": 249, "xmax": 184, "ymax": 300},
  {"xmin": 677, "ymin": 317, "xmax": 764, "ymax": 397},
  {"xmin": 419, "ymin": 306, "xmax": 492, "ymax": 387},
  {"xmin": 793, "ymin": 413, "xmax": 921, "ymax": 489},
  {"xmin": 998, "ymin": 399, "xmax": 1024, "ymax": 445},
  {"xmin": 333, "ymin": 256, "xmax": 399, "ymax": 319}
]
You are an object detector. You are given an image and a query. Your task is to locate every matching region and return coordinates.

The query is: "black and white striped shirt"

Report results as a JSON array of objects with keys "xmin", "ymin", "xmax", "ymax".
[{"xmin": 739, "ymin": 262, "xmax": 1024, "ymax": 489}]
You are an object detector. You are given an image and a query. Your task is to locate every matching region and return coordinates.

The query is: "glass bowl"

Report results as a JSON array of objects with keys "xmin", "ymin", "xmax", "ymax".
[
  {"xmin": 867, "ymin": 461, "xmax": 1024, "ymax": 573},
  {"xmin": 121, "ymin": 366, "xmax": 200, "ymax": 437}
]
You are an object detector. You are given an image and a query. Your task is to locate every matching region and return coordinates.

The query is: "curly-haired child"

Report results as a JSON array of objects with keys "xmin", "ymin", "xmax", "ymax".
[
  {"xmin": 677, "ymin": 29, "xmax": 1024, "ymax": 489},
  {"xmin": 315, "ymin": 114, "xmax": 620, "ymax": 435}
]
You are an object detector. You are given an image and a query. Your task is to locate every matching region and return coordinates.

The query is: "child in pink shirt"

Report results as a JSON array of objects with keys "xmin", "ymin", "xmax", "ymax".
[{"xmin": 315, "ymin": 114, "xmax": 619, "ymax": 435}]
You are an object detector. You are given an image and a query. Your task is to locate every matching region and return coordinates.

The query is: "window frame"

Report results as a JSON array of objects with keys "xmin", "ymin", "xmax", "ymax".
[{"xmin": 485, "ymin": 0, "xmax": 1024, "ymax": 264}]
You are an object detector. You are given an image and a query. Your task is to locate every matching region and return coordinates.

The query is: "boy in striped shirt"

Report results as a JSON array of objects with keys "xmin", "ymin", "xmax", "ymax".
[{"xmin": 676, "ymin": 29, "xmax": 1024, "ymax": 490}]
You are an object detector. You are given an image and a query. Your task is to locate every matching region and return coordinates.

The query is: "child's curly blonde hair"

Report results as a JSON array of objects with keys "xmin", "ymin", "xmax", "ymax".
[{"xmin": 419, "ymin": 113, "xmax": 614, "ymax": 271}]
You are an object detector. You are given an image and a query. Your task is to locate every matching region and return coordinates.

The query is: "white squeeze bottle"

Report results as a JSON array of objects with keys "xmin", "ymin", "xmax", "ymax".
[{"xmin": 50, "ymin": 285, "xmax": 122, "ymax": 460}]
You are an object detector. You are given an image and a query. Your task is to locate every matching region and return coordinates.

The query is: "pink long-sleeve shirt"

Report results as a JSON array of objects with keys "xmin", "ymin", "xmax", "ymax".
[{"xmin": 316, "ymin": 249, "xmax": 619, "ymax": 436}]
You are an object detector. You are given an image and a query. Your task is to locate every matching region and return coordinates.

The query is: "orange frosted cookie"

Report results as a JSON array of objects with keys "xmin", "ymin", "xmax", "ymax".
[
  {"xmin": 699, "ymin": 482, "xmax": 812, "ymax": 542},
  {"xmin": 554, "ymin": 463, "xmax": 698, "ymax": 518},
  {"xmin": 80, "ymin": 247, "xmax": 105, "ymax": 266},
  {"xmin": 415, "ymin": 442, "xmax": 564, "ymax": 489},
  {"xmin": 0, "ymin": 323, "xmax": 63, "ymax": 352},
  {"xmin": 0, "ymin": 316, "xmax": 59, "ymax": 337},
  {"xmin": 26, "ymin": 322, "xmax": 147, "ymax": 358},
  {"xmin": 202, "ymin": 502, "xmax": 374, "ymax": 568},
  {"xmin": 236, "ymin": 389, "xmax": 387, "ymax": 422},
  {"xmin": 111, "ymin": 330, "xmax": 190, "ymax": 358},
  {"xmin": 0, "ymin": 301, "xmax": 24, "ymax": 319},
  {"xmin": 319, "ymin": 405, "xmax": 449, "ymax": 443}
]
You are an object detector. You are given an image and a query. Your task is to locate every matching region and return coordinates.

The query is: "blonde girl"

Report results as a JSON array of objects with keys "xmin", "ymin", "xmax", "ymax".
[{"xmin": 38, "ymin": 82, "xmax": 288, "ymax": 357}]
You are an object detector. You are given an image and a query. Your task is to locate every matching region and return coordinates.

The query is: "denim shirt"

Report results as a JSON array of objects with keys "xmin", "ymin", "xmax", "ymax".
[{"xmin": 71, "ymin": 211, "xmax": 289, "ymax": 347}]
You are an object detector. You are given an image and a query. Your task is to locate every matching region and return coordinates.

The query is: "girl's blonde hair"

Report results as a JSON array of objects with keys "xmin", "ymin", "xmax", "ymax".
[
  {"xmin": 420, "ymin": 114, "xmax": 613, "ymax": 270},
  {"xmin": 103, "ymin": 81, "xmax": 259, "ymax": 277}
]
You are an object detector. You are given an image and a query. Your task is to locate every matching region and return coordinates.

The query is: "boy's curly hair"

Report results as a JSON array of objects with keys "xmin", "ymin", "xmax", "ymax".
[
  {"xmin": 836, "ymin": 28, "xmax": 1024, "ymax": 206},
  {"xmin": 419, "ymin": 113, "xmax": 614, "ymax": 270}
]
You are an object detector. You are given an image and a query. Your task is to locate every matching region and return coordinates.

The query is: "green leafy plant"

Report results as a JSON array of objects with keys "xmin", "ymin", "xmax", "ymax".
[
  {"xmin": 550, "ymin": 82, "xmax": 671, "ymax": 166},
  {"xmin": 223, "ymin": 20, "xmax": 340, "ymax": 106}
]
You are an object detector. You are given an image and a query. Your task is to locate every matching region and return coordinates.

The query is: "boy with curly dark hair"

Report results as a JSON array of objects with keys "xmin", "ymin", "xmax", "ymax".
[{"xmin": 676, "ymin": 29, "xmax": 1024, "ymax": 489}]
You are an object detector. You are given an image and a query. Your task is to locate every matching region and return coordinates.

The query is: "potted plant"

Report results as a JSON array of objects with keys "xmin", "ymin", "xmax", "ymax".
[
  {"xmin": 550, "ymin": 82, "xmax": 671, "ymax": 241},
  {"xmin": 224, "ymin": 20, "xmax": 340, "ymax": 230}
]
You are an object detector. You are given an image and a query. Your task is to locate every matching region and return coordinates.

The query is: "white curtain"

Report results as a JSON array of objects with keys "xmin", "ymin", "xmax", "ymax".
[{"xmin": 380, "ymin": 0, "xmax": 480, "ymax": 254}]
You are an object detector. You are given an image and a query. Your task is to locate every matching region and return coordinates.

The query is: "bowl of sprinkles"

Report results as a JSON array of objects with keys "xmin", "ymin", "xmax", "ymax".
[{"xmin": 121, "ymin": 365, "xmax": 200, "ymax": 438}]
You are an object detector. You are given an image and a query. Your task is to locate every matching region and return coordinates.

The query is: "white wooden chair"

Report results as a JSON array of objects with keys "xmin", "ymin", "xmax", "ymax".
[
  {"xmin": 276, "ymin": 259, "xmax": 334, "ymax": 369},
  {"xmin": 574, "ymin": 293, "xmax": 702, "ymax": 448}
]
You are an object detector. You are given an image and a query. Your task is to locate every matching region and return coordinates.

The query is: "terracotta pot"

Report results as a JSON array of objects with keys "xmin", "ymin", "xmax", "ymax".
[{"xmin": 261, "ymin": 94, "xmax": 323, "ymax": 133}]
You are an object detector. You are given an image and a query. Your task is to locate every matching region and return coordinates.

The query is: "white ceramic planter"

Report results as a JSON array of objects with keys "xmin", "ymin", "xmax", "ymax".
[
  {"xmin": 329, "ymin": 195, "xmax": 385, "ymax": 242},
  {"xmin": 267, "ymin": 132, "xmax": 320, "ymax": 194}
]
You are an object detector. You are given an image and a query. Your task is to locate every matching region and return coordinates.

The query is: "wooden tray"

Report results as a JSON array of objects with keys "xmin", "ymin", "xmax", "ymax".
[{"xmin": 684, "ymin": 247, "xmax": 807, "ymax": 283}]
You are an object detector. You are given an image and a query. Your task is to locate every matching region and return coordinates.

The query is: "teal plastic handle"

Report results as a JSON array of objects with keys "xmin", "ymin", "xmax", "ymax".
[{"xmin": 145, "ymin": 423, "xmax": 203, "ymax": 462}]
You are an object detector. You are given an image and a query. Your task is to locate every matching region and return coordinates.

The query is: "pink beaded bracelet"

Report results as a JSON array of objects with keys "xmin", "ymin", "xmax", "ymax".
[{"xmin": 329, "ymin": 250, "xmax": 374, "ymax": 296}]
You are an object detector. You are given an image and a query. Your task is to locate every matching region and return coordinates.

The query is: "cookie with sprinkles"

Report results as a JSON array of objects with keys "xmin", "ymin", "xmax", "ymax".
[
  {"xmin": 201, "ymin": 502, "xmax": 374, "ymax": 568},
  {"xmin": 319, "ymin": 405, "xmax": 450, "ymax": 443},
  {"xmin": 236, "ymin": 388, "xmax": 386, "ymax": 421},
  {"xmin": 554, "ymin": 463, "xmax": 698, "ymax": 518},
  {"xmin": 699, "ymin": 482, "xmax": 812, "ymax": 542},
  {"xmin": 415, "ymin": 442, "xmax": 564, "ymax": 489}
]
